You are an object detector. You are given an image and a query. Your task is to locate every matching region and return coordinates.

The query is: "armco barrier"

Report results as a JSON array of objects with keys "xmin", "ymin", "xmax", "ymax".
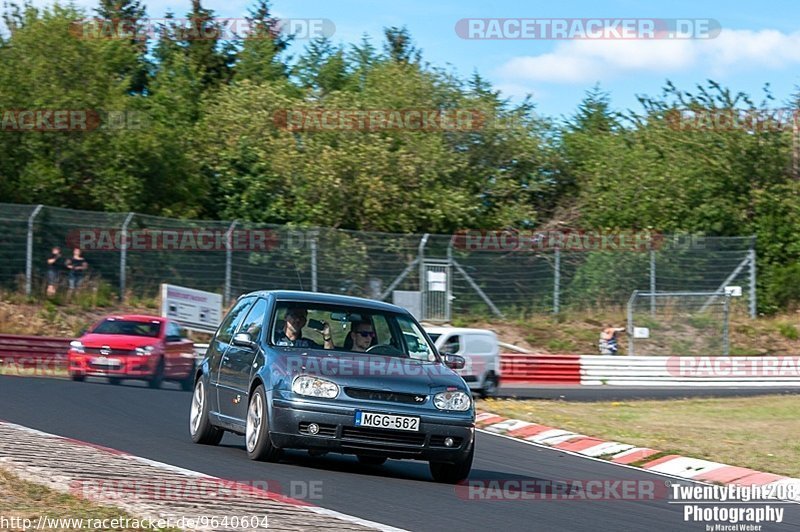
[
  {"xmin": 500, "ymin": 353, "xmax": 581, "ymax": 384},
  {"xmin": 0, "ymin": 334, "xmax": 70, "ymax": 370},
  {"xmin": 3, "ymin": 335, "xmax": 799, "ymax": 387},
  {"xmin": 580, "ymin": 355, "xmax": 800, "ymax": 386}
]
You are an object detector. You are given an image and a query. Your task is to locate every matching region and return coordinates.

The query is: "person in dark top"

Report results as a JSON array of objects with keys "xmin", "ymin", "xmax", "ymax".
[
  {"xmin": 46, "ymin": 246, "xmax": 63, "ymax": 296},
  {"xmin": 275, "ymin": 306, "xmax": 334, "ymax": 349},
  {"xmin": 65, "ymin": 247, "xmax": 88, "ymax": 290}
]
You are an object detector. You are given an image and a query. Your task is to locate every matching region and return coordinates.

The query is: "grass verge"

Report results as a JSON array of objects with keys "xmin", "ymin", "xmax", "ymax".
[
  {"xmin": 478, "ymin": 395, "xmax": 800, "ymax": 477},
  {"xmin": 0, "ymin": 467, "xmax": 181, "ymax": 531}
]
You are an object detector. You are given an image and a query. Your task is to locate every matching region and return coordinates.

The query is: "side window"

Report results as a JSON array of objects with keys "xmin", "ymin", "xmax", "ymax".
[
  {"xmin": 216, "ymin": 297, "xmax": 255, "ymax": 344},
  {"xmin": 442, "ymin": 335, "xmax": 462, "ymax": 355},
  {"xmin": 396, "ymin": 316, "xmax": 437, "ymax": 361},
  {"xmin": 237, "ymin": 299, "xmax": 268, "ymax": 342},
  {"xmin": 166, "ymin": 321, "xmax": 182, "ymax": 341}
]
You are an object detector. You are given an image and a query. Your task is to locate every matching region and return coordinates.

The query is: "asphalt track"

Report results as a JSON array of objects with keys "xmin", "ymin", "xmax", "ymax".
[{"xmin": 0, "ymin": 376, "xmax": 798, "ymax": 531}]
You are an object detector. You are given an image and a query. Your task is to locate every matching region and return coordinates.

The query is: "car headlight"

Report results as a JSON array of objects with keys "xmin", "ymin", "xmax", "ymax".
[
  {"xmin": 135, "ymin": 346, "xmax": 155, "ymax": 356},
  {"xmin": 69, "ymin": 340, "xmax": 84, "ymax": 353},
  {"xmin": 292, "ymin": 375, "xmax": 339, "ymax": 399},
  {"xmin": 434, "ymin": 390, "xmax": 471, "ymax": 411}
]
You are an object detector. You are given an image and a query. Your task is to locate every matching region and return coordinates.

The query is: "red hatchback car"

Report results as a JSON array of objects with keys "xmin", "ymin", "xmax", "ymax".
[{"xmin": 68, "ymin": 315, "xmax": 196, "ymax": 389}]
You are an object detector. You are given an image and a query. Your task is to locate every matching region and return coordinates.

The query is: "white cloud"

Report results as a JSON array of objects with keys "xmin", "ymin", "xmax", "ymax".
[{"xmin": 497, "ymin": 29, "xmax": 800, "ymax": 85}]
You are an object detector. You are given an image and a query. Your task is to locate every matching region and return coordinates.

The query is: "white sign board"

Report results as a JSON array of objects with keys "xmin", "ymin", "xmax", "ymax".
[
  {"xmin": 427, "ymin": 271, "xmax": 447, "ymax": 292},
  {"xmin": 633, "ymin": 327, "xmax": 650, "ymax": 339},
  {"xmin": 724, "ymin": 286, "xmax": 742, "ymax": 297},
  {"xmin": 160, "ymin": 284, "xmax": 222, "ymax": 333}
]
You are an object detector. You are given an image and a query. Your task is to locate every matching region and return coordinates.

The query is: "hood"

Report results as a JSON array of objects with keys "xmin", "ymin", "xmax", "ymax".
[
  {"xmin": 277, "ymin": 351, "xmax": 466, "ymax": 394},
  {"xmin": 79, "ymin": 333, "xmax": 161, "ymax": 350}
]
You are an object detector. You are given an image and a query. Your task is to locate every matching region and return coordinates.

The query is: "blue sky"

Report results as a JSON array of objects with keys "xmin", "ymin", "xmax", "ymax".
[{"xmin": 31, "ymin": 0, "xmax": 800, "ymax": 120}]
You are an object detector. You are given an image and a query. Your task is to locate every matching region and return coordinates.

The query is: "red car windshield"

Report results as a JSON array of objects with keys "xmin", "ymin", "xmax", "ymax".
[{"xmin": 92, "ymin": 319, "xmax": 162, "ymax": 338}]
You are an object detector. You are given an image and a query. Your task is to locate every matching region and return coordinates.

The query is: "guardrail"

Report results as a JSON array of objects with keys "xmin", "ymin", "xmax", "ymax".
[
  {"xmin": 579, "ymin": 355, "xmax": 800, "ymax": 386},
  {"xmin": 0, "ymin": 334, "xmax": 70, "ymax": 370},
  {"xmin": 501, "ymin": 353, "xmax": 581, "ymax": 384},
  {"xmin": 3, "ymin": 335, "xmax": 799, "ymax": 387}
]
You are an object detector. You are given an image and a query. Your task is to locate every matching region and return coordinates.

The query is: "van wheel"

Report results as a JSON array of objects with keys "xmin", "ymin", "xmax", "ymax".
[{"xmin": 479, "ymin": 374, "xmax": 499, "ymax": 398}]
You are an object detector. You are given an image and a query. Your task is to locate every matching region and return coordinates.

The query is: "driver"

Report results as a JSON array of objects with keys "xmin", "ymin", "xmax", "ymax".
[
  {"xmin": 276, "ymin": 307, "xmax": 334, "ymax": 349},
  {"xmin": 349, "ymin": 320, "xmax": 376, "ymax": 352}
]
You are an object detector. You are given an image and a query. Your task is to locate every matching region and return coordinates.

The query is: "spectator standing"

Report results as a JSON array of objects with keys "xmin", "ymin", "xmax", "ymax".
[
  {"xmin": 46, "ymin": 247, "xmax": 64, "ymax": 296},
  {"xmin": 66, "ymin": 248, "xmax": 88, "ymax": 290},
  {"xmin": 599, "ymin": 326, "xmax": 625, "ymax": 355}
]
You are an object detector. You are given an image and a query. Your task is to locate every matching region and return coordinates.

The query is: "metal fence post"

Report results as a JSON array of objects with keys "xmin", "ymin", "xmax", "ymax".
[
  {"xmin": 649, "ymin": 247, "xmax": 656, "ymax": 316},
  {"xmin": 748, "ymin": 243, "xmax": 756, "ymax": 319},
  {"xmin": 310, "ymin": 230, "xmax": 318, "ymax": 292},
  {"xmin": 418, "ymin": 234, "xmax": 429, "ymax": 320},
  {"xmin": 25, "ymin": 205, "xmax": 44, "ymax": 296},
  {"xmin": 553, "ymin": 246, "xmax": 560, "ymax": 314},
  {"xmin": 446, "ymin": 239, "xmax": 453, "ymax": 322},
  {"xmin": 627, "ymin": 290, "xmax": 637, "ymax": 356},
  {"xmin": 224, "ymin": 220, "xmax": 238, "ymax": 305},
  {"xmin": 119, "ymin": 212, "xmax": 135, "ymax": 301},
  {"xmin": 723, "ymin": 294, "xmax": 731, "ymax": 356}
]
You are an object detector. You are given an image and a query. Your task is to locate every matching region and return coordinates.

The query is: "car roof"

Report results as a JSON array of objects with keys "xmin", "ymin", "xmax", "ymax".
[
  {"xmin": 101, "ymin": 314, "xmax": 166, "ymax": 322},
  {"xmin": 422, "ymin": 325, "xmax": 497, "ymax": 337},
  {"xmin": 241, "ymin": 290, "xmax": 408, "ymax": 314}
]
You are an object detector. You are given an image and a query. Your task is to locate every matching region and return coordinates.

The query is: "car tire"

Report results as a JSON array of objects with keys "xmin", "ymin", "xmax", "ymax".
[
  {"xmin": 357, "ymin": 455, "xmax": 387, "ymax": 466},
  {"xmin": 246, "ymin": 384, "xmax": 281, "ymax": 462},
  {"xmin": 108, "ymin": 377, "xmax": 122, "ymax": 386},
  {"xmin": 190, "ymin": 378, "xmax": 224, "ymax": 445},
  {"xmin": 479, "ymin": 373, "xmax": 499, "ymax": 399},
  {"xmin": 70, "ymin": 373, "xmax": 85, "ymax": 382},
  {"xmin": 148, "ymin": 358, "xmax": 165, "ymax": 389},
  {"xmin": 429, "ymin": 445, "xmax": 474, "ymax": 484}
]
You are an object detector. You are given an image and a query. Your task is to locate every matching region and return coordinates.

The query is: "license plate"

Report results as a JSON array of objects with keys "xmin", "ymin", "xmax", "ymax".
[
  {"xmin": 354, "ymin": 411, "xmax": 420, "ymax": 431},
  {"xmin": 91, "ymin": 357, "xmax": 121, "ymax": 368}
]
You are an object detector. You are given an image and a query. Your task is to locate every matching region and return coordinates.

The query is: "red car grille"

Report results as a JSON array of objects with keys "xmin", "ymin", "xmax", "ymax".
[{"xmin": 85, "ymin": 347, "xmax": 136, "ymax": 356}]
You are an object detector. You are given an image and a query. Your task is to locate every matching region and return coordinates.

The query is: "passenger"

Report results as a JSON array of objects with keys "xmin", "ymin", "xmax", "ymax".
[{"xmin": 276, "ymin": 307, "xmax": 334, "ymax": 349}]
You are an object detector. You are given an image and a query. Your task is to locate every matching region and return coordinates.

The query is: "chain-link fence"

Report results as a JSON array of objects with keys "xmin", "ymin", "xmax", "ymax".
[
  {"xmin": 627, "ymin": 291, "xmax": 737, "ymax": 356},
  {"xmin": 0, "ymin": 203, "xmax": 757, "ymax": 321}
]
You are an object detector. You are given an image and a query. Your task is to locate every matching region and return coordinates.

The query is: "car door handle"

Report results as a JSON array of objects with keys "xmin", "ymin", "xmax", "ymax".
[{"xmin": 222, "ymin": 355, "xmax": 230, "ymax": 362}]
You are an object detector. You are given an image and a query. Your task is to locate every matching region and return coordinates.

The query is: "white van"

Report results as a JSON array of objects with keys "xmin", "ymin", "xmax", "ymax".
[{"xmin": 424, "ymin": 326, "xmax": 500, "ymax": 397}]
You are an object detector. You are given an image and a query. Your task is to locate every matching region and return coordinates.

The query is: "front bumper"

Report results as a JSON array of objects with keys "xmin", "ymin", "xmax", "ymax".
[
  {"xmin": 270, "ymin": 398, "xmax": 474, "ymax": 462},
  {"xmin": 68, "ymin": 352, "xmax": 157, "ymax": 378}
]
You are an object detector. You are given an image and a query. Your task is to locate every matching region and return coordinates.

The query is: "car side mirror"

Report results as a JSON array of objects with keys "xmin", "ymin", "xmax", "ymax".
[
  {"xmin": 444, "ymin": 354, "xmax": 466, "ymax": 370},
  {"xmin": 233, "ymin": 332, "xmax": 255, "ymax": 349}
]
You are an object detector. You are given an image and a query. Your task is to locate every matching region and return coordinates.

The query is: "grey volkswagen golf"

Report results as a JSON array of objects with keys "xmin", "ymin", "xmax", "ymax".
[{"xmin": 189, "ymin": 290, "xmax": 475, "ymax": 483}]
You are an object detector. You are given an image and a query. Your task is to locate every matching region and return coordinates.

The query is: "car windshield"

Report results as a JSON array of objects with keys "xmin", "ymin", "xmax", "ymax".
[
  {"xmin": 92, "ymin": 319, "xmax": 162, "ymax": 338},
  {"xmin": 270, "ymin": 302, "xmax": 439, "ymax": 362}
]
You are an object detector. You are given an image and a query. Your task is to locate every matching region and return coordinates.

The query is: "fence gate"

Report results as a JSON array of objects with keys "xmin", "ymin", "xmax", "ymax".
[
  {"xmin": 627, "ymin": 290, "xmax": 733, "ymax": 356},
  {"xmin": 422, "ymin": 260, "xmax": 451, "ymax": 322}
]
